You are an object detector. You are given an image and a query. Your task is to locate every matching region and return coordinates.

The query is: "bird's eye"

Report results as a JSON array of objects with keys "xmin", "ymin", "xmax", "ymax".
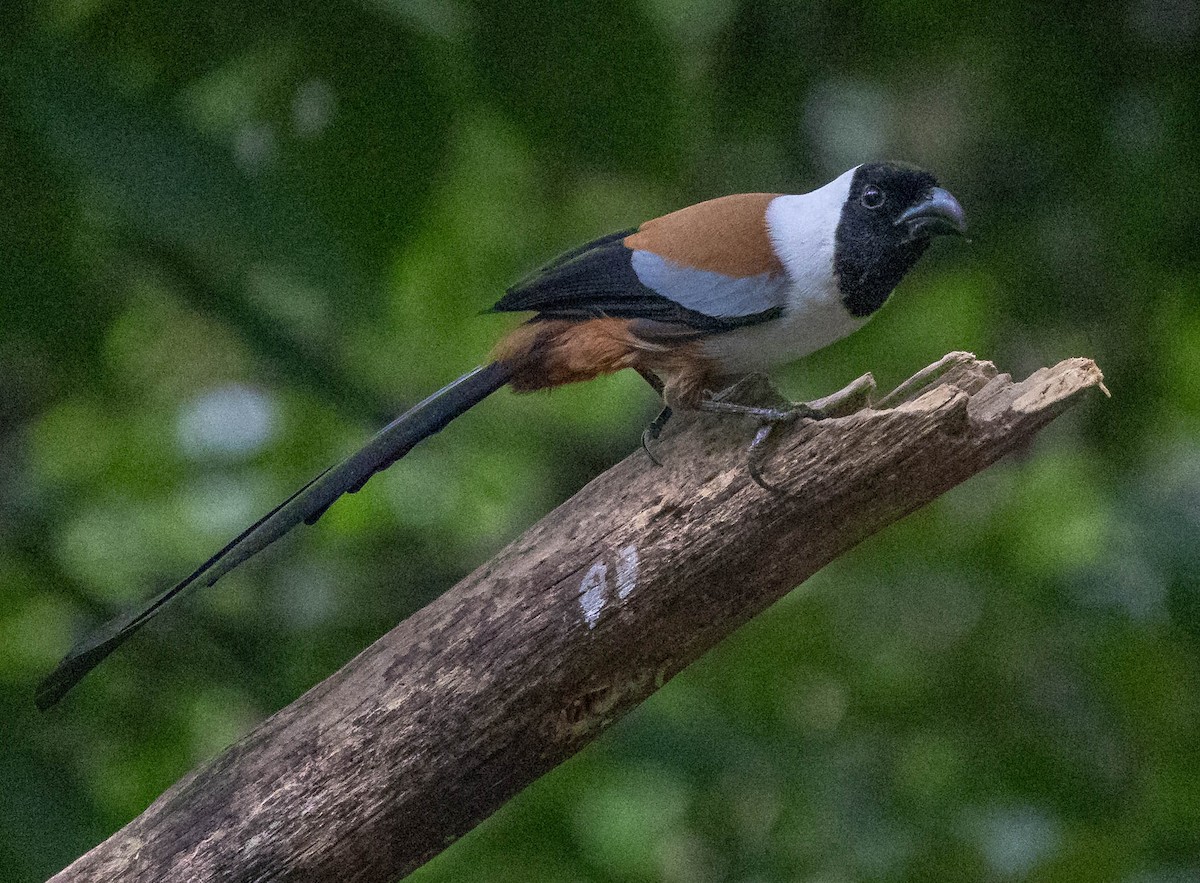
[{"xmin": 861, "ymin": 185, "xmax": 886, "ymax": 209}]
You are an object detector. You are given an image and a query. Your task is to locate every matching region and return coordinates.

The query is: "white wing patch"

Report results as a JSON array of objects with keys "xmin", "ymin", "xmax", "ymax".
[{"xmin": 629, "ymin": 250, "xmax": 789, "ymax": 319}]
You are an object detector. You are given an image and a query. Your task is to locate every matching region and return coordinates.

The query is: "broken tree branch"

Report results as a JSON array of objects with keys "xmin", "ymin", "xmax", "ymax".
[{"xmin": 49, "ymin": 353, "xmax": 1106, "ymax": 883}]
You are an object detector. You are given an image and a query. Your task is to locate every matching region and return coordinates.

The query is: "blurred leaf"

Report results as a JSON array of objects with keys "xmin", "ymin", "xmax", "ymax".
[
  {"xmin": 3, "ymin": 41, "xmax": 347, "ymax": 286},
  {"xmin": 0, "ymin": 86, "xmax": 103, "ymax": 386},
  {"xmin": 469, "ymin": 0, "xmax": 684, "ymax": 179},
  {"xmin": 73, "ymin": 0, "xmax": 457, "ymax": 276}
]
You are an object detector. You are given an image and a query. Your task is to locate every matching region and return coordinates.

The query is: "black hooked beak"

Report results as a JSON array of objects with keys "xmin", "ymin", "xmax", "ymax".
[{"xmin": 895, "ymin": 186, "xmax": 967, "ymax": 238}]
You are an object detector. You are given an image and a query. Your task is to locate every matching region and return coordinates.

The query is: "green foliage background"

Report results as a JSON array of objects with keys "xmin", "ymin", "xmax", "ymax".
[{"xmin": 2, "ymin": 0, "xmax": 1198, "ymax": 879}]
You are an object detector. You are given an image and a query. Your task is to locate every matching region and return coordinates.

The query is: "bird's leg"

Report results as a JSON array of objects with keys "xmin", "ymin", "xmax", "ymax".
[
  {"xmin": 744, "ymin": 379, "xmax": 880, "ymax": 489},
  {"xmin": 698, "ymin": 397, "xmax": 826, "ymax": 490},
  {"xmin": 746, "ymin": 423, "xmax": 777, "ymax": 489},
  {"xmin": 642, "ymin": 371, "xmax": 835, "ymax": 481},
  {"xmin": 638, "ymin": 368, "xmax": 665, "ymax": 396},
  {"xmin": 637, "ymin": 370, "xmax": 672, "ymax": 466},
  {"xmin": 739, "ymin": 388, "xmax": 849, "ymax": 489},
  {"xmin": 693, "ymin": 390, "xmax": 829, "ymax": 490},
  {"xmin": 641, "ymin": 372, "xmax": 778, "ymax": 466},
  {"xmin": 641, "ymin": 405, "xmax": 673, "ymax": 466},
  {"xmin": 693, "ymin": 396, "xmax": 825, "ymax": 423}
]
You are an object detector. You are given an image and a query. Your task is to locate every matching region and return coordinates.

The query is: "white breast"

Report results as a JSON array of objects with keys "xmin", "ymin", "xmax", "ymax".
[
  {"xmin": 701, "ymin": 167, "xmax": 870, "ymax": 374},
  {"xmin": 700, "ymin": 281, "xmax": 869, "ymax": 373}
]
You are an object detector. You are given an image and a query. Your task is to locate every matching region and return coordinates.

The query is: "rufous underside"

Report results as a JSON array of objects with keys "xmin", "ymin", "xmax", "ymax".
[{"xmin": 493, "ymin": 319, "xmax": 715, "ymax": 408}]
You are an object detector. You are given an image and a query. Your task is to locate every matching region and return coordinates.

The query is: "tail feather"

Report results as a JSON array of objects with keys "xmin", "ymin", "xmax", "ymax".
[{"xmin": 36, "ymin": 362, "xmax": 513, "ymax": 710}]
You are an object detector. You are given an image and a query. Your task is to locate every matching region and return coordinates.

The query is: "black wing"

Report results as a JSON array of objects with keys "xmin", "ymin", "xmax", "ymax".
[{"xmin": 493, "ymin": 231, "xmax": 779, "ymax": 332}]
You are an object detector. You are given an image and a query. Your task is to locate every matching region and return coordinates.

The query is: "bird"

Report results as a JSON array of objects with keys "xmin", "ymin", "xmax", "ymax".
[{"xmin": 36, "ymin": 160, "xmax": 966, "ymax": 709}]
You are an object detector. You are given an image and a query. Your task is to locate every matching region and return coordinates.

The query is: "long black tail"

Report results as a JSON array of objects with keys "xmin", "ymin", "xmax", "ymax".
[{"xmin": 36, "ymin": 362, "xmax": 513, "ymax": 709}]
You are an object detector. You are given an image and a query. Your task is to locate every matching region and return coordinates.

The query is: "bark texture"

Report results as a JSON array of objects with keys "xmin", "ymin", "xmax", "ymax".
[{"xmin": 49, "ymin": 353, "xmax": 1106, "ymax": 883}]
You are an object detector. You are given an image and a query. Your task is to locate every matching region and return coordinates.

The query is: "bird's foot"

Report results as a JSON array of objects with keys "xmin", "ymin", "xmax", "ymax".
[
  {"xmin": 641, "ymin": 375, "xmax": 767, "ymax": 466},
  {"xmin": 741, "ymin": 403, "xmax": 829, "ymax": 490},
  {"xmin": 694, "ymin": 393, "xmax": 828, "ymax": 490},
  {"xmin": 698, "ymin": 356, "xmax": 975, "ymax": 488},
  {"xmin": 694, "ymin": 391, "xmax": 824, "ymax": 424}
]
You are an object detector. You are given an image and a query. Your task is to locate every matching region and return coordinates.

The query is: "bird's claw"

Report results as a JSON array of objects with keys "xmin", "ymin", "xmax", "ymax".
[
  {"xmin": 744, "ymin": 403, "xmax": 827, "ymax": 490},
  {"xmin": 747, "ymin": 424, "xmax": 776, "ymax": 489},
  {"xmin": 641, "ymin": 426, "xmax": 663, "ymax": 467},
  {"xmin": 641, "ymin": 405, "xmax": 673, "ymax": 467}
]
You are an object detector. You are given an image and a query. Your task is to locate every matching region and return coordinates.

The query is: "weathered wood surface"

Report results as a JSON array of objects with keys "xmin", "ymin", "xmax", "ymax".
[{"xmin": 49, "ymin": 353, "xmax": 1106, "ymax": 883}]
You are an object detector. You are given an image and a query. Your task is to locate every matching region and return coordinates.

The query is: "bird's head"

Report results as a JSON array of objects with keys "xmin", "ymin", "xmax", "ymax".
[{"xmin": 832, "ymin": 161, "xmax": 967, "ymax": 317}]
